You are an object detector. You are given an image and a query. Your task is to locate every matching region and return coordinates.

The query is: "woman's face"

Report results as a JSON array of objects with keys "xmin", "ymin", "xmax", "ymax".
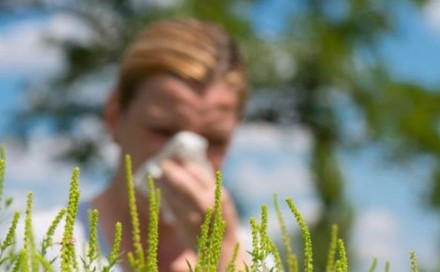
[{"xmin": 108, "ymin": 73, "xmax": 240, "ymax": 172}]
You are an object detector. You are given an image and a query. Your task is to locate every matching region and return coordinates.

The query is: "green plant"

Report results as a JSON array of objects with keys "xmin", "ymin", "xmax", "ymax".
[
  {"xmin": 41, "ymin": 208, "xmax": 66, "ymax": 259},
  {"xmin": 274, "ymin": 194, "xmax": 297, "ymax": 272},
  {"xmin": 0, "ymin": 147, "xmax": 13, "ymax": 214},
  {"xmin": 0, "ymin": 150, "xmax": 424, "ymax": 271},
  {"xmin": 60, "ymin": 168, "xmax": 80, "ymax": 272},
  {"xmin": 194, "ymin": 172, "xmax": 227, "ymax": 272},
  {"xmin": 81, "ymin": 209, "xmax": 100, "ymax": 271},
  {"xmin": 286, "ymin": 198, "xmax": 313, "ymax": 272},
  {"xmin": 102, "ymin": 222, "xmax": 122, "ymax": 272},
  {"xmin": 326, "ymin": 225, "xmax": 338, "ymax": 272}
]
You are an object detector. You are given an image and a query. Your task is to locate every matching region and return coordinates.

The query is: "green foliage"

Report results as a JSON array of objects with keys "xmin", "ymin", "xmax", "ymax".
[
  {"xmin": 326, "ymin": 225, "xmax": 338, "ymax": 272},
  {"xmin": 247, "ymin": 204, "xmax": 284, "ymax": 272},
  {"xmin": 195, "ymin": 207, "xmax": 213, "ymax": 265},
  {"xmin": 226, "ymin": 243, "xmax": 240, "ymax": 272},
  {"xmin": 0, "ymin": 146, "xmax": 12, "ymax": 213},
  {"xmin": 208, "ymin": 172, "xmax": 227, "ymax": 269},
  {"xmin": 82, "ymin": 209, "xmax": 100, "ymax": 271},
  {"xmin": 146, "ymin": 176, "xmax": 160, "ymax": 272},
  {"xmin": 385, "ymin": 261, "xmax": 391, "ymax": 272},
  {"xmin": 273, "ymin": 194, "xmax": 297, "ymax": 272},
  {"xmin": 195, "ymin": 172, "xmax": 227, "ymax": 272},
  {"xmin": 41, "ymin": 208, "xmax": 66, "ymax": 258},
  {"xmin": 87, "ymin": 209, "xmax": 99, "ymax": 261},
  {"xmin": 336, "ymin": 239, "xmax": 348, "ymax": 272},
  {"xmin": 11, "ymin": 250, "xmax": 27, "ymax": 272},
  {"xmin": 368, "ymin": 258, "xmax": 378, "ymax": 272},
  {"xmin": 410, "ymin": 251, "xmax": 418, "ymax": 272},
  {"xmin": 286, "ymin": 198, "xmax": 313, "ymax": 272},
  {"xmin": 23, "ymin": 192, "xmax": 37, "ymax": 271},
  {"xmin": 125, "ymin": 155, "xmax": 145, "ymax": 270},
  {"xmin": 0, "ymin": 211, "xmax": 20, "ymax": 266},
  {"xmin": 0, "ymin": 152, "xmax": 428, "ymax": 271},
  {"xmin": 35, "ymin": 253, "xmax": 55, "ymax": 272},
  {"xmin": 61, "ymin": 167, "xmax": 81, "ymax": 272},
  {"xmin": 103, "ymin": 222, "xmax": 122, "ymax": 272},
  {"xmin": 0, "ymin": 146, "xmax": 5, "ymax": 209}
]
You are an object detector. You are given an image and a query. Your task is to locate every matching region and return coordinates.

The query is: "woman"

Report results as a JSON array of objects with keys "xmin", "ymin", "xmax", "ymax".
[{"xmin": 89, "ymin": 18, "xmax": 249, "ymax": 271}]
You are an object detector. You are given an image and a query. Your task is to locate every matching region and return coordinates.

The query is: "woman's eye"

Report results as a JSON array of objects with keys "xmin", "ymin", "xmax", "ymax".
[
  {"xmin": 209, "ymin": 139, "xmax": 227, "ymax": 147},
  {"xmin": 150, "ymin": 128, "xmax": 175, "ymax": 137}
]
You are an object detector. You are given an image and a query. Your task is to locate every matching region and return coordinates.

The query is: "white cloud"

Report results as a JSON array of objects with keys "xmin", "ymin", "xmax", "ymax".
[
  {"xmin": 352, "ymin": 209, "xmax": 405, "ymax": 271},
  {"xmin": 223, "ymin": 124, "xmax": 321, "ymax": 252},
  {"xmin": 47, "ymin": 13, "xmax": 92, "ymax": 43},
  {"xmin": 0, "ymin": 12, "xmax": 91, "ymax": 77},
  {"xmin": 225, "ymin": 124, "xmax": 321, "ymax": 236},
  {"xmin": 424, "ymin": 0, "xmax": 440, "ymax": 34},
  {"xmin": 2, "ymin": 137, "xmax": 73, "ymax": 206},
  {"xmin": 353, "ymin": 209, "xmax": 399, "ymax": 256},
  {"xmin": 0, "ymin": 20, "xmax": 62, "ymax": 76},
  {"xmin": 135, "ymin": 0, "xmax": 180, "ymax": 8},
  {"xmin": 2, "ymin": 134, "xmax": 112, "ymax": 211},
  {"xmin": 232, "ymin": 123, "xmax": 313, "ymax": 154},
  {"xmin": 4, "ymin": 136, "xmax": 72, "ymax": 182}
]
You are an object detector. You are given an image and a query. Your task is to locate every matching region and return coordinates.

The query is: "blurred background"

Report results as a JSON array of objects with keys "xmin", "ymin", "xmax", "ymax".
[{"xmin": 1, "ymin": 0, "xmax": 440, "ymax": 270}]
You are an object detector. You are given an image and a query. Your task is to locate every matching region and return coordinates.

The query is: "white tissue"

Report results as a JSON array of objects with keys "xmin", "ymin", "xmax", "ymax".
[{"xmin": 133, "ymin": 131, "xmax": 214, "ymax": 223}]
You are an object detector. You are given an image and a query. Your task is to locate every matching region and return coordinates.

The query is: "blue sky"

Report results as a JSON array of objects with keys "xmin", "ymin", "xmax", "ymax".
[
  {"xmin": 380, "ymin": 1, "xmax": 440, "ymax": 88},
  {"xmin": 0, "ymin": 81, "xmax": 19, "ymax": 130},
  {"xmin": 1, "ymin": 1, "xmax": 440, "ymax": 270}
]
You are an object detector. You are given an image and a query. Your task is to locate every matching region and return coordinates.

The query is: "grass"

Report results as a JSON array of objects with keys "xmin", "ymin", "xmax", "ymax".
[{"xmin": 0, "ymin": 148, "xmax": 422, "ymax": 271}]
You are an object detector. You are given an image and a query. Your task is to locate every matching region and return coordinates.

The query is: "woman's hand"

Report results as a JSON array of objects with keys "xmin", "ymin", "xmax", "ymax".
[
  {"xmin": 158, "ymin": 159, "xmax": 247, "ymax": 269},
  {"xmin": 158, "ymin": 159, "xmax": 233, "ymax": 245}
]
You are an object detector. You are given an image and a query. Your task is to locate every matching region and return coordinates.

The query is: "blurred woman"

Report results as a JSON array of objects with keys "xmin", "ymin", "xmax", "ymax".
[{"xmin": 91, "ymin": 18, "xmax": 249, "ymax": 271}]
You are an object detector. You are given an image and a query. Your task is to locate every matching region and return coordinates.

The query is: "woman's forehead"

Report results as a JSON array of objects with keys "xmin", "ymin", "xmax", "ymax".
[
  {"xmin": 136, "ymin": 74, "xmax": 238, "ymax": 114},
  {"xmin": 131, "ymin": 74, "xmax": 239, "ymax": 131}
]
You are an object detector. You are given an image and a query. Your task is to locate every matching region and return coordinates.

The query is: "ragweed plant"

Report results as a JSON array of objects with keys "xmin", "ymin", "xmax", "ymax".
[
  {"xmin": 41, "ymin": 208, "xmax": 66, "ymax": 259},
  {"xmin": 195, "ymin": 206, "xmax": 213, "ymax": 269},
  {"xmin": 226, "ymin": 242, "xmax": 240, "ymax": 272},
  {"xmin": 336, "ymin": 239, "xmax": 348, "ymax": 272},
  {"xmin": 369, "ymin": 258, "xmax": 378, "ymax": 272},
  {"xmin": 125, "ymin": 155, "xmax": 145, "ymax": 270},
  {"xmin": 286, "ymin": 198, "xmax": 313, "ymax": 272},
  {"xmin": 385, "ymin": 261, "xmax": 391, "ymax": 272},
  {"xmin": 274, "ymin": 194, "xmax": 297, "ymax": 272},
  {"xmin": 0, "ymin": 146, "xmax": 13, "ymax": 213},
  {"xmin": 248, "ymin": 204, "xmax": 282, "ymax": 272},
  {"xmin": 146, "ymin": 176, "xmax": 160, "ymax": 272},
  {"xmin": 0, "ymin": 147, "xmax": 5, "ymax": 211},
  {"xmin": 194, "ymin": 172, "xmax": 227, "ymax": 272},
  {"xmin": 23, "ymin": 192, "xmax": 37, "ymax": 271},
  {"xmin": 410, "ymin": 251, "xmax": 418, "ymax": 272},
  {"xmin": 81, "ymin": 209, "xmax": 100, "ymax": 271},
  {"xmin": 0, "ymin": 150, "xmax": 126, "ymax": 272},
  {"xmin": 0, "ymin": 211, "xmax": 20, "ymax": 267},
  {"xmin": 102, "ymin": 222, "xmax": 122, "ymax": 272},
  {"xmin": 11, "ymin": 249, "xmax": 27, "ymax": 272},
  {"xmin": 125, "ymin": 154, "xmax": 161, "ymax": 272},
  {"xmin": 60, "ymin": 167, "xmax": 81, "ymax": 272},
  {"xmin": 326, "ymin": 225, "xmax": 338, "ymax": 272},
  {"xmin": 0, "ymin": 150, "xmax": 427, "ymax": 271}
]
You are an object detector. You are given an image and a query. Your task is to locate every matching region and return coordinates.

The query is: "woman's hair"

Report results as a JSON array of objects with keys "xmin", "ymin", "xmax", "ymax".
[{"xmin": 116, "ymin": 18, "xmax": 248, "ymax": 115}]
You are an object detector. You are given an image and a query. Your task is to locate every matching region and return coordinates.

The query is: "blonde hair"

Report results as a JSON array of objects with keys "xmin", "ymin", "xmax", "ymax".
[{"xmin": 116, "ymin": 18, "xmax": 248, "ymax": 115}]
